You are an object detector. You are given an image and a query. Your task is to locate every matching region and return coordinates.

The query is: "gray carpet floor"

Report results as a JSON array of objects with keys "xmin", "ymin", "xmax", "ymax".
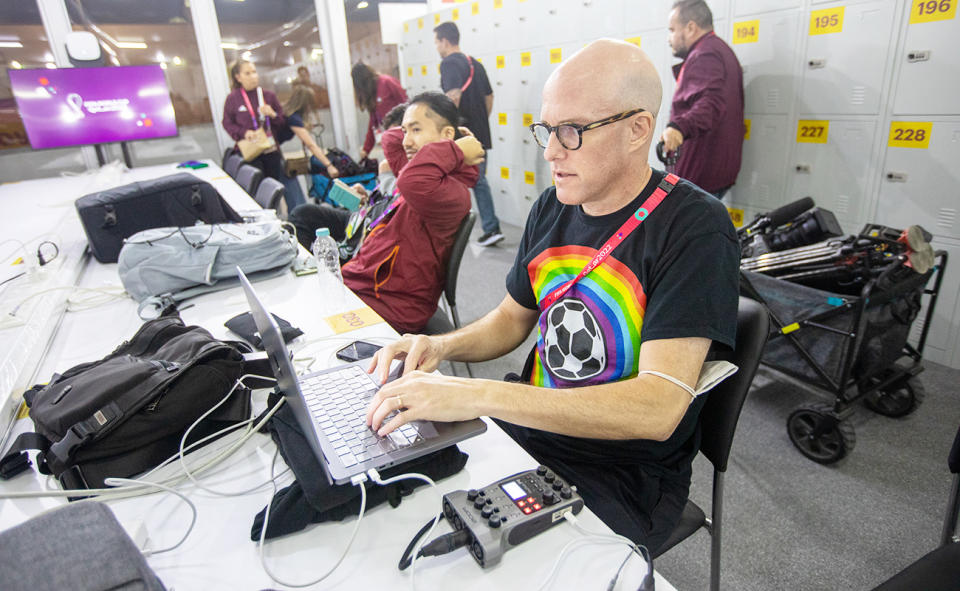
[{"xmin": 455, "ymin": 219, "xmax": 960, "ymax": 591}]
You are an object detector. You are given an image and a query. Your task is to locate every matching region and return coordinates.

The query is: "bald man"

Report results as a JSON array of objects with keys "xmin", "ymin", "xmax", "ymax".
[{"xmin": 365, "ymin": 40, "xmax": 739, "ymax": 551}]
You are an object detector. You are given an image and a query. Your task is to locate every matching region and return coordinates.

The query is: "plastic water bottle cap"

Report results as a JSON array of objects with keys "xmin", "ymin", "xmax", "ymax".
[{"xmin": 316, "ymin": 228, "xmax": 330, "ymax": 238}]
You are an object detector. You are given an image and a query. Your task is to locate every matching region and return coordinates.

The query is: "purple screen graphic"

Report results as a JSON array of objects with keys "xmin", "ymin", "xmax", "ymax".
[{"xmin": 8, "ymin": 65, "xmax": 178, "ymax": 150}]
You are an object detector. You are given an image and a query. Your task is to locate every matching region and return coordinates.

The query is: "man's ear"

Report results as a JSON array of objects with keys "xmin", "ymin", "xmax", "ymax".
[
  {"xmin": 629, "ymin": 112, "xmax": 654, "ymax": 153},
  {"xmin": 440, "ymin": 125, "xmax": 456, "ymax": 140}
]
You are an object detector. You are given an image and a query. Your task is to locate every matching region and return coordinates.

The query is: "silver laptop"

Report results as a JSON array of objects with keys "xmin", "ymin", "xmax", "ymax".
[{"xmin": 236, "ymin": 269, "xmax": 486, "ymax": 484}]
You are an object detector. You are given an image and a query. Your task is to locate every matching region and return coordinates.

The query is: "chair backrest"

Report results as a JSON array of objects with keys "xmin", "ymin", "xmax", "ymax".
[
  {"xmin": 235, "ymin": 164, "xmax": 263, "ymax": 196},
  {"xmin": 699, "ymin": 296, "xmax": 770, "ymax": 472},
  {"xmin": 224, "ymin": 153, "xmax": 243, "ymax": 178},
  {"xmin": 254, "ymin": 177, "xmax": 285, "ymax": 210},
  {"xmin": 443, "ymin": 211, "xmax": 477, "ymax": 307}
]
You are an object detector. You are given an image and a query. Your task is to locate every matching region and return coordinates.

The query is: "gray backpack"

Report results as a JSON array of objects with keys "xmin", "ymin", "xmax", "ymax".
[{"xmin": 118, "ymin": 220, "xmax": 297, "ymax": 317}]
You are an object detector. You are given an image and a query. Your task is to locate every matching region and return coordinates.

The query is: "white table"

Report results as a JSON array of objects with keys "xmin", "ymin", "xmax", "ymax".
[{"xmin": 0, "ymin": 162, "xmax": 677, "ymax": 590}]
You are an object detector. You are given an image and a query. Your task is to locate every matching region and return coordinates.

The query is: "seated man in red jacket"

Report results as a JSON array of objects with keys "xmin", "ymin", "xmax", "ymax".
[{"xmin": 292, "ymin": 92, "xmax": 481, "ymax": 333}]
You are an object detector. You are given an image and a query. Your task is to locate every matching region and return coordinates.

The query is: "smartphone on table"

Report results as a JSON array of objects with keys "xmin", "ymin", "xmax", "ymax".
[{"xmin": 335, "ymin": 340, "xmax": 382, "ymax": 363}]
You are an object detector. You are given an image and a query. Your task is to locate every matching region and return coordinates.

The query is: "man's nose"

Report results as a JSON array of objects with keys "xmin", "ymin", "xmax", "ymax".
[{"xmin": 542, "ymin": 130, "xmax": 564, "ymax": 162}]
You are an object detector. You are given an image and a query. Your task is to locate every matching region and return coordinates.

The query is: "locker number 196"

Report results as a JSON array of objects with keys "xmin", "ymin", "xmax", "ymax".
[{"xmin": 910, "ymin": 0, "xmax": 957, "ymax": 23}]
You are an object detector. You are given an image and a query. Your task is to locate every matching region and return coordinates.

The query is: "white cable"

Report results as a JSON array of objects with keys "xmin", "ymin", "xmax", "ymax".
[
  {"xmin": 102, "ymin": 477, "xmax": 198, "ymax": 556},
  {"xmin": 258, "ymin": 451, "xmax": 369, "ymax": 588},
  {"xmin": 366, "ymin": 468, "xmax": 441, "ymax": 591}
]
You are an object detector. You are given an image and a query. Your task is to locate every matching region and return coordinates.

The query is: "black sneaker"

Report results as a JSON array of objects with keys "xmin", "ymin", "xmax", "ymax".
[{"xmin": 477, "ymin": 230, "xmax": 505, "ymax": 247}]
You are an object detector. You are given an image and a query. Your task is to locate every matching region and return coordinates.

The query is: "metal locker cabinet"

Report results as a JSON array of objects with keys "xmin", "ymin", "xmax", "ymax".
[
  {"xmin": 489, "ymin": 1, "xmax": 520, "ymax": 54},
  {"xmin": 463, "ymin": 1, "xmax": 496, "ymax": 49},
  {"xmin": 893, "ymin": 4, "xmax": 960, "ymax": 115},
  {"xmin": 489, "ymin": 53, "xmax": 521, "ymax": 109},
  {"xmin": 797, "ymin": 1, "xmax": 897, "ymax": 116},
  {"xmin": 543, "ymin": 2, "xmax": 585, "ymax": 46},
  {"xmin": 787, "ymin": 117, "xmax": 879, "ymax": 232},
  {"xmin": 735, "ymin": 115, "xmax": 792, "ymax": 210},
  {"xmin": 621, "ymin": 0, "xmax": 673, "ymax": 36},
  {"xmin": 515, "ymin": 0, "xmax": 550, "ymax": 50},
  {"xmin": 875, "ymin": 118, "xmax": 960, "ymax": 240},
  {"xmin": 734, "ymin": 0, "xmax": 800, "ymax": 15},
  {"xmin": 491, "ymin": 109, "xmax": 521, "ymax": 164},
  {"xmin": 732, "ymin": 9, "xmax": 802, "ymax": 115},
  {"xmin": 488, "ymin": 157, "xmax": 523, "ymax": 227},
  {"xmin": 578, "ymin": 0, "xmax": 626, "ymax": 42}
]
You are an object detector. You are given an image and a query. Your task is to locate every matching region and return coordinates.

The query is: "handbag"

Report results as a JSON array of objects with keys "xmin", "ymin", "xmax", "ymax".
[{"xmin": 237, "ymin": 127, "xmax": 273, "ymax": 162}]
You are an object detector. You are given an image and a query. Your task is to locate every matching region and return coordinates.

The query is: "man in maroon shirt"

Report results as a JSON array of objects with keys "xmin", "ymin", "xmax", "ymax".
[{"xmin": 661, "ymin": 0, "xmax": 745, "ymax": 198}]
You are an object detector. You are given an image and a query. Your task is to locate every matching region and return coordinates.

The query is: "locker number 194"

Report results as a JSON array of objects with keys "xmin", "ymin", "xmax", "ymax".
[
  {"xmin": 733, "ymin": 20, "xmax": 759, "ymax": 44},
  {"xmin": 910, "ymin": 0, "xmax": 957, "ymax": 23}
]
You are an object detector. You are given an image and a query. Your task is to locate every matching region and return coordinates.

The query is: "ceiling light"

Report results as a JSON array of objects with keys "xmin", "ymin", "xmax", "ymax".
[
  {"xmin": 357, "ymin": 1, "xmax": 369, "ymax": 8},
  {"xmin": 11, "ymin": 60, "xmax": 23, "ymax": 69},
  {"xmin": 159, "ymin": 62, "xmax": 168, "ymax": 70},
  {"xmin": 110, "ymin": 56, "xmax": 120, "ymax": 66},
  {"xmin": 0, "ymin": 41, "xmax": 23, "ymax": 48},
  {"xmin": 221, "ymin": 42, "xmax": 239, "ymax": 50},
  {"xmin": 283, "ymin": 41, "xmax": 291, "ymax": 47},
  {"xmin": 45, "ymin": 62, "xmax": 56, "ymax": 69},
  {"xmin": 242, "ymin": 51, "xmax": 252, "ymax": 60},
  {"xmin": 116, "ymin": 41, "xmax": 147, "ymax": 49},
  {"xmin": 172, "ymin": 56, "xmax": 182, "ymax": 65}
]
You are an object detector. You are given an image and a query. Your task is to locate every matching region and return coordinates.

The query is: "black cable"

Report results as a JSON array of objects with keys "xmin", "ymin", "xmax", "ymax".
[
  {"xmin": 397, "ymin": 515, "xmax": 472, "ymax": 571},
  {"xmin": 398, "ymin": 513, "xmax": 443, "ymax": 571},
  {"xmin": 0, "ymin": 272, "xmax": 25, "ymax": 288}
]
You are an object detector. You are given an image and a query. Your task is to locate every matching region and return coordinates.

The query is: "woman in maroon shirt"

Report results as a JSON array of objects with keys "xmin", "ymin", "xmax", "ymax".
[
  {"xmin": 351, "ymin": 62, "xmax": 408, "ymax": 160},
  {"xmin": 221, "ymin": 59, "xmax": 287, "ymax": 189}
]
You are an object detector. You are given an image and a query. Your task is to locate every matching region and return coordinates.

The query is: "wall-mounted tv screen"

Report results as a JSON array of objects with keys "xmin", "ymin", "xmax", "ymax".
[{"xmin": 8, "ymin": 65, "xmax": 178, "ymax": 150}]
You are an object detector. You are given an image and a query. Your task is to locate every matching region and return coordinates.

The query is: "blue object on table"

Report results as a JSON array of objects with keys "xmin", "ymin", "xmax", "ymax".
[{"xmin": 176, "ymin": 160, "xmax": 209, "ymax": 169}]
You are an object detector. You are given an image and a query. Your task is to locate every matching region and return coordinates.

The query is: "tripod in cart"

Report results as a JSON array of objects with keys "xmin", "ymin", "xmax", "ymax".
[{"xmin": 738, "ymin": 199, "xmax": 948, "ymax": 463}]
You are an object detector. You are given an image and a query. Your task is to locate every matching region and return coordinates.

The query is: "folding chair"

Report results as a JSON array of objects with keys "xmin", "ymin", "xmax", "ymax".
[
  {"xmin": 235, "ymin": 164, "xmax": 263, "ymax": 196},
  {"xmin": 224, "ymin": 153, "xmax": 244, "ymax": 178},
  {"xmin": 253, "ymin": 177, "xmax": 285, "ymax": 211},
  {"xmin": 652, "ymin": 296, "xmax": 770, "ymax": 591}
]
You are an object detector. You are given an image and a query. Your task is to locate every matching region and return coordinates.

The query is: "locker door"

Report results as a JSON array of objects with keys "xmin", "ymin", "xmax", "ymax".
[
  {"xmin": 517, "ymin": 47, "xmax": 552, "ymax": 114},
  {"xmin": 875, "ymin": 119, "xmax": 960, "ymax": 241},
  {"xmin": 732, "ymin": 10, "xmax": 801, "ymax": 114},
  {"xmin": 735, "ymin": 115, "xmax": 791, "ymax": 210},
  {"xmin": 489, "ymin": 0, "xmax": 520, "ymax": 53},
  {"xmin": 893, "ymin": 3, "xmax": 960, "ymax": 115},
  {"xmin": 734, "ymin": 0, "xmax": 798, "ymax": 15},
  {"xmin": 488, "ymin": 53, "xmax": 520, "ymax": 109},
  {"xmin": 464, "ymin": 0, "xmax": 495, "ymax": 46},
  {"xmin": 578, "ymin": 0, "xmax": 626, "ymax": 41},
  {"xmin": 488, "ymin": 156, "xmax": 523, "ymax": 227},
  {"xmin": 788, "ymin": 118, "xmax": 878, "ymax": 232},
  {"xmin": 491, "ymin": 109, "xmax": 519, "ymax": 164},
  {"xmin": 622, "ymin": 1, "xmax": 672, "ymax": 34},
  {"xmin": 797, "ymin": 1, "xmax": 897, "ymax": 115},
  {"xmin": 516, "ymin": 0, "xmax": 549, "ymax": 49}
]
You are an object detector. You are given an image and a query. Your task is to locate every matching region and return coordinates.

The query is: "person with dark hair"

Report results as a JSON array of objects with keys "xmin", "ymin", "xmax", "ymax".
[
  {"xmin": 221, "ymin": 60, "xmax": 288, "ymax": 188},
  {"xmin": 365, "ymin": 41, "xmax": 739, "ymax": 553},
  {"xmin": 434, "ymin": 21, "xmax": 504, "ymax": 247},
  {"xmin": 351, "ymin": 62, "xmax": 408, "ymax": 161},
  {"xmin": 295, "ymin": 65, "xmax": 329, "ymax": 110},
  {"xmin": 661, "ymin": 0, "xmax": 745, "ymax": 199},
  {"xmin": 289, "ymin": 92, "xmax": 483, "ymax": 334}
]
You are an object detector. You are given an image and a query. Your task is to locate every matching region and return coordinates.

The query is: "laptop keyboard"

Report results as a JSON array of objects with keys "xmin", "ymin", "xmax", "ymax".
[{"xmin": 300, "ymin": 365, "xmax": 425, "ymax": 468}]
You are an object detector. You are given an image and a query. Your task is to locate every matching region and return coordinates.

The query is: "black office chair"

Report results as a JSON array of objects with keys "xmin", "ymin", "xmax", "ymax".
[
  {"xmin": 235, "ymin": 164, "xmax": 263, "ymax": 196},
  {"xmin": 423, "ymin": 211, "xmax": 477, "ymax": 377},
  {"xmin": 871, "ymin": 422, "xmax": 960, "ymax": 591},
  {"xmin": 254, "ymin": 177, "xmax": 285, "ymax": 211},
  {"xmin": 652, "ymin": 296, "xmax": 770, "ymax": 591},
  {"xmin": 224, "ymin": 153, "xmax": 244, "ymax": 178}
]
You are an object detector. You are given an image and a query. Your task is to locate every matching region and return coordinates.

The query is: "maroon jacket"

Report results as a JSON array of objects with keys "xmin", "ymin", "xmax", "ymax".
[
  {"xmin": 669, "ymin": 32, "xmax": 745, "ymax": 193},
  {"xmin": 221, "ymin": 87, "xmax": 285, "ymax": 142},
  {"xmin": 362, "ymin": 75, "xmax": 408, "ymax": 154},
  {"xmin": 342, "ymin": 127, "xmax": 476, "ymax": 333}
]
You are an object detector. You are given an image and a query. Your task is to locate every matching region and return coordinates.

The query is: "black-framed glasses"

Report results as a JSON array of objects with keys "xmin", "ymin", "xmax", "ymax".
[{"xmin": 529, "ymin": 108, "xmax": 646, "ymax": 150}]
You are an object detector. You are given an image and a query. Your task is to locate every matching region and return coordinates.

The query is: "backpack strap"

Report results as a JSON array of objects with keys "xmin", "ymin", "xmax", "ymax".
[{"xmin": 0, "ymin": 432, "xmax": 51, "ymax": 479}]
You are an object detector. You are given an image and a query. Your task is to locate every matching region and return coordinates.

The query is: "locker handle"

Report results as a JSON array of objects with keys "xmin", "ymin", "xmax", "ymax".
[
  {"xmin": 907, "ymin": 50, "xmax": 931, "ymax": 63},
  {"xmin": 548, "ymin": 8, "xmax": 557, "ymax": 15},
  {"xmin": 885, "ymin": 172, "xmax": 908, "ymax": 182},
  {"xmin": 808, "ymin": 59, "xmax": 826, "ymax": 69},
  {"xmin": 795, "ymin": 164, "xmax": 811, "ymax": 174}
]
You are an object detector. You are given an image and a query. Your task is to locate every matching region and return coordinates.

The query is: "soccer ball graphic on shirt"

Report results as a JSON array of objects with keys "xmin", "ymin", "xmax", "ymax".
[{"xmin": 543, "ymin": 299, "xmax": 606, "ymax": 381}]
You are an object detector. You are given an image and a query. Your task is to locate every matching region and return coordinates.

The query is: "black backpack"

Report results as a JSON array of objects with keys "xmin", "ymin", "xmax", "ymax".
[{"xmin": 0, "ymin": 315, "xmax": 252, "ymax": 491}]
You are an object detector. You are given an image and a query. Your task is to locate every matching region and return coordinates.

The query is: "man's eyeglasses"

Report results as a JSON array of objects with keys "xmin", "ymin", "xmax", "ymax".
[{"xmin": 529, "ymin": 108, "xmax": 646, "ymax": 151}]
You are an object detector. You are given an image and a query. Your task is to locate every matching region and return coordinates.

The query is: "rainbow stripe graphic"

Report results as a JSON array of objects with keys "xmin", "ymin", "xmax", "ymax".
[{"xmin": 529, "ymin": 245, "xmax": 647, "ymax": 388}]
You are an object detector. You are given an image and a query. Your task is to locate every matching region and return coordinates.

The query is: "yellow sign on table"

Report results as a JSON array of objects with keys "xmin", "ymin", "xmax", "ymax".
[
  {"xmin": 324, "ymin": 307, "xmax": 385, "ymax": 334},
  {"xmin": 521, "ymin": 52, "xmax": 532, "ymax": 67},
  {"xmin": 796, "ymin": 119, "xmax": 829, "ymax": 144},
  {"xmin": 501, "ymin": 167, "xmax": 510, "ymax": 179},
  {"xmin": 733, "ymin": 20, "xmax": 759, "ymax": 44},
  {"xmin": 524, "ymin": 171, "xmax": 535, "ymax": 185},
  {"xmin": 626, "ymin": 36, "xmax": 642, "ymax": 48},
  {"xmin": 888, "ymin": 121, "xmax": 933, "ymax": 148},
  {"xmin": 810, "ymin": 6, "xmax": 844, "ymax": 35},
  {"xmin": 728, "ymin": 207, "xmax": 744, "ymax": 227},
  {"xmin": 550, "ymin": 48, "xmax": 562, "ymax": 63},
  {"xmin": 498, "ymin": 112, "xmax": 507, "ymax": 125},
  {"xmin": 522, "ymin": 113, "xmax": 534, "ymax": 127},
  {"xmin": 744, "ymin": 119, "xmax": 752, "ymax": 140},
  {"xmin": 910, "ymin": 0, "xmax": 957, "ymax": 23}
]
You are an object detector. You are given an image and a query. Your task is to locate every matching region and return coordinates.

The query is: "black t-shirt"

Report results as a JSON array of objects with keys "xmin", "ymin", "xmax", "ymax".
[
  {"xmin": 440, "ymin": 53, "xmax": 493, "ymax": 149},
  {"xmin": 504, "ymin": 169, "xmax": 739, "ymax": 470}
]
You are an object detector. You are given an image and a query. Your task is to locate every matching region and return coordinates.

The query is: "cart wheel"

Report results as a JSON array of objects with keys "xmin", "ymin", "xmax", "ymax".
[
  {"xmin": 787, "ymin": 403, "xmax": 856, "ymax": 464},
  {"xmin": 863, "ymin": 377, "xmax": 926, "ymax": 418}
]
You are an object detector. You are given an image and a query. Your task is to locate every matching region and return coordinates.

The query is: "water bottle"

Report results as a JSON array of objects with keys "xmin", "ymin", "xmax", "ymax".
[{"xmin": 311, "ymin": 228, "xmax": 345, "ymax": 303}]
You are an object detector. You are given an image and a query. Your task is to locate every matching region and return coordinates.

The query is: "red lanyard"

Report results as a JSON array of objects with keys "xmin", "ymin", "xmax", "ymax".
[
  {"xmin": 239, "ymin": 88, "xmax": 271, "ymax": 134},
  {"xmin": 460, "ymin": 54, "xmax": 475, "ymax": 93},
  {"xmin": 539, "ymin": 173, "xmax": 679, "ymax": 310}
]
